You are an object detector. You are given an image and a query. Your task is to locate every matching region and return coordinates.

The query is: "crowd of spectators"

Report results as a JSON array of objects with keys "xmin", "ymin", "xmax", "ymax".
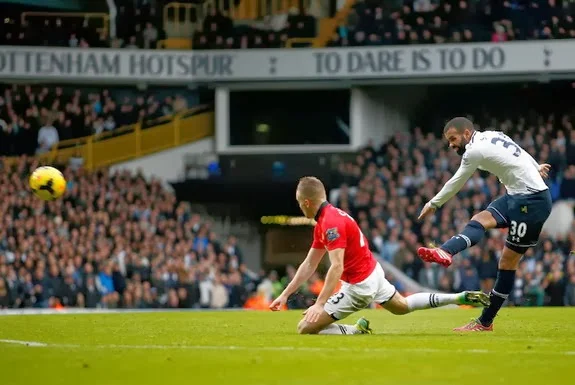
[
  {"xmin": 0, "ymin": 0, "xmax": 316, "ymax": 50},
  {"xmin": 329, "ymin": 0, "xmax": 575, "ymax": 47},
  {"xmin": 332, "ymin": 111, "xmax": 575, "ymax": 306},
  {"xmin": 0, "ymin": 157, "xmax": 247, "ymax": 309},
  {"xmin": 0, "ymin": 85, "xmax": 194, "ymax": 156},
  {"xmin": 0, "ymin": 155, "xmax": 330, "ymax": 310},
  {"xmin": 0, "ymin": 0, "xmax": 165, "ymax": 49},
  {"xmin": 4, "ymin": 0, "xmax": 575, "ymax": 50},
  {"xmin": 192, "ymin": 6, "xmax": 317, "ymax": 49}
]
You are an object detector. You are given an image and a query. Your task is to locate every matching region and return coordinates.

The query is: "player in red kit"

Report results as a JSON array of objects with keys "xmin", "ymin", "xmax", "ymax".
[{"xmin": 270, "ymin": 177, "xmax": 490, "ymax": 335}]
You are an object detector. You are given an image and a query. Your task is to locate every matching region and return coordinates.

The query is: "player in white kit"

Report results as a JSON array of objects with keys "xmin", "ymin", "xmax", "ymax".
[{"xmin": 417, "ymin": 117, "xmax": 552, "ymax": 331}]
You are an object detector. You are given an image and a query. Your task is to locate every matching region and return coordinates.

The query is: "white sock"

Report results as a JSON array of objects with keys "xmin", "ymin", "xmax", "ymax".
[
  {"xmin": 406, "ymin": 293, "xmax": 461, "ymax": 312},
  {"xmin": 318, "ymin": 324, "xmax": 362, "ymax": 335}
]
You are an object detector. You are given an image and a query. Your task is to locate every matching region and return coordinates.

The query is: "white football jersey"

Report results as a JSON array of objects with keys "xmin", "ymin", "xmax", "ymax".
[{"xmin": 430, "ymin": 130, "xmax": 548, "ymax": 208}]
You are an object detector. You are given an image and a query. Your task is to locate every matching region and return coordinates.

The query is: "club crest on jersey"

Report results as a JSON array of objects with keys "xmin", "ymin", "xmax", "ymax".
[{"xmin": 326, "ymin": 228, "xmax": 340, "ymax": 242}]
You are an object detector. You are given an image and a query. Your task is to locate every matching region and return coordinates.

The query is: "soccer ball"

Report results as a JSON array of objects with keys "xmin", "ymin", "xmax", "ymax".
[{"xmin": 29, "ymin": 166, "xmax": 67, "ymax": 201}]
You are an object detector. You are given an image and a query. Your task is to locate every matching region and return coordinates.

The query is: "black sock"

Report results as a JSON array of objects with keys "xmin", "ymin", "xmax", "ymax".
[
  {"xmin": 478, "ymin": 269, "xmax": 516, "ymax": 326},
  {"xmin": 440, "ymin": 220, "xmax": 486, "ymax": 256}
]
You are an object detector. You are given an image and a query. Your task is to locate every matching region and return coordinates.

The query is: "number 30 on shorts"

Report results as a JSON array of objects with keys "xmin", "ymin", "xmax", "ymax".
[
  {"xmin": 329, "ymin": 292, "xmax": 344, "ymax": 305},
  {"xmin": 509, "ymin": 220, "xmax": 527, "ymax": 239}
]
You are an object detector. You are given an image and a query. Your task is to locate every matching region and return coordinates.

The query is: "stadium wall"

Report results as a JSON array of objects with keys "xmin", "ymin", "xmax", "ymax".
[
  {"xmin": 110, "ymin": 137, "xmax": 215, "ymax": 186},
  {"xmin": 350, "ymin": 86, "xmax": 428, "ymax": 146}
]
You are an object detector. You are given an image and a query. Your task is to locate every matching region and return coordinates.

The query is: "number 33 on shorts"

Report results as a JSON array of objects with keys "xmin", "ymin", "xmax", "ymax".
[{"xmin": 329, "ymin": 292, "xmax": 344, "ymax": 305}]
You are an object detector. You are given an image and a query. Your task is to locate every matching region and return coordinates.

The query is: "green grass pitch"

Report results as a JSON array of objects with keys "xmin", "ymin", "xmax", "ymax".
[{"xmin": 0, "ymin": 307, "xmax": 573, "ymax": 385}]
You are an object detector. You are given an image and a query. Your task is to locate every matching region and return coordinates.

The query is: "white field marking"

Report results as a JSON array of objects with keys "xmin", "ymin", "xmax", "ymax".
[
  {"xmin": 0, "ymin": 339, "xmax": 48, "ymax": 347},
  {"xmin": 1, "ymin": 339, "xmax": 574, "ymax": 356}
]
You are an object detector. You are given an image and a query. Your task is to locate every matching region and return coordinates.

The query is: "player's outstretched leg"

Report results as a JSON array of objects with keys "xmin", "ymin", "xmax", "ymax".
[
  {"xmin": 381, "ymin": 290, "xmax": 490, "ymax": 315},
  {"xmin": 417, "ymin": 210, "xmax": 498, "ymax": 267}
]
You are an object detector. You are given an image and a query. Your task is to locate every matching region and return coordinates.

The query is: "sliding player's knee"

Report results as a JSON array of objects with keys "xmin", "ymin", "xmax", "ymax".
[
  {"xmin": 388, "ymin": 307, "xmax": 409, "ymax": 315},
  {"xmin": 297, "ymin": 320, "xmax": 318, "ymax": 335},
  {"xmin": 383, "ymin": 295, "xmax": 410, "ymax": 315},
  {"xmin": 388, "ymin": 303, "xmax": 410, "ymax": 315},
  {"xmin": 472, "ymin": 210, "xmax": 498, "ymax": 230}
]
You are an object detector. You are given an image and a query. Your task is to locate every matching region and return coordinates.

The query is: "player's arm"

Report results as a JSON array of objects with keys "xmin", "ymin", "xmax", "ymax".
[
  {"xmin": 315, "ymin": 248, "xmax": 344, "ymax": 306},
  {"xmin": 281, "ymin": 247, "xmax": 325, "ymax": 297},
  {"xmin": 315, "ymin": 220, "xmax": 347, "ymax": 305},
  {"xmin": 429, "ymin": 148, "xmax": 483, "ymax": 208},
  {"xmin": 270, "ymin": 227, "xmax": 327, "ymax": 311}
]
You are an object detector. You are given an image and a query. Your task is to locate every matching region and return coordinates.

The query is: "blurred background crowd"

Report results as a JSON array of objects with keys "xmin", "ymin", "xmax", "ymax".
[
  {"xmin": 329, "ymin": 0, "xmax": 575, "ymax": 47},
  {"xmin": 1, "ymin": 0, "xmax": 575, "ymax": 310},
  {"xmin": 5, "ymin": 1, "xmax": 575, "ymax": 50},
  {"xmin": 0, "ymin": 85, "xmax": 197, "ymax": 156},
  {"xmin": 2, "ymin": 102, "xmax": 575, "ymax": 309}
]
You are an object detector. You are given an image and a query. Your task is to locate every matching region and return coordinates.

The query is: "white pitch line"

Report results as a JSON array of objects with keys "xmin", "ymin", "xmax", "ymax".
[
  {"xmin": 1, "ymin": 339, "xmax": 574, "ymax": 356},
  {"xmin": 0, "ymin": 339, "xmax": 48, "ymax": 347}
]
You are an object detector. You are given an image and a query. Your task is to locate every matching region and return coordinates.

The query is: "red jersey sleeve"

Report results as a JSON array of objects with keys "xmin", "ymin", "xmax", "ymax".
[
  {"xmin": 322, "ymin": 216, "xmax": 347, "ymax": 251},
  {"xmin": 311, "ymin": 223, "xmax": 324, "ymax": 249}
]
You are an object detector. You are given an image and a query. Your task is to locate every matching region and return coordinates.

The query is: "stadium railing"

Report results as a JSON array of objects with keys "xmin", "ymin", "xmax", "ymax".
[
  {"xmin": 157, "ymin": 38, "xmax": 193, "ymax": 49},
  {"xmin": 21, "ymin": 11, "xmax": 110, "ymax": 39},
  {"xmin": 164, "ymin": 1, "xmax": 209, "ymax": 40},
  {"xmin": 226, "ymin": 0, "xmax": 312, "ymax": 20},
  {"xmin": 3, "ymin": 107, "xmax": 214, "ymax": 171},
  {"xmin": 285, "ymin": 37, "xmax": 315, "ymax": 47},
  {"xmin": 162, "ymin": 0, "xmax": 356, "ymax": 49},
  {"xmin": 281, "ymin": 0, "xmax": 358, "ymax": 48},
  {"xmin": 312, "ymin": 0, "xmax": 355, "ymax": 48}
]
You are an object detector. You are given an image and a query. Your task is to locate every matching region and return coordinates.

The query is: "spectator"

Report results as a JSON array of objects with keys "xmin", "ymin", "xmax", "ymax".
[
  {"xmin": 36, "ymin": 121, "xmax": 59, "ymax": 154},
  {"xmin": 143, "ymin": 22, "xmax": 158, "ymax": 49},
  {"xmin": 210, "ymin": 275, "xmax": 229, "ymax": 308},
  {"xmin": 418, "ymin": 263, "xmax": 440, "ymax": 290},
  {"xmin": 492, "ymin": 23, "xmax": 508, "ymax": 42},
  {"xmin": 0, "ymin": 85, "xmax": 202, "ymax": 157}
]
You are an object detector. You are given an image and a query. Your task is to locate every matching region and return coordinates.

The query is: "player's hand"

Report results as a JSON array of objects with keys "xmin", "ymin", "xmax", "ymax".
[
  {"xmin": 539, "ymin": 163, "xmax": 551, "ymax": 179},
  {"xmin": 303, "ymin": 303, "xmax": 324, "ymax": 323},
  {"xmin": 417, "ymin": 202, "xmax": 436, "ymax": 221},
  {"xmin": 269, "ymin": 293, "xmax": 288, "ymax": 311}
]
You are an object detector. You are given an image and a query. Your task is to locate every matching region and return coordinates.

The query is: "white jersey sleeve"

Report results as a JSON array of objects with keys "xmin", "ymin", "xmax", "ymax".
[{"xmin": 429, "ymin": 146, "xmax": 483, "ymax": 208}]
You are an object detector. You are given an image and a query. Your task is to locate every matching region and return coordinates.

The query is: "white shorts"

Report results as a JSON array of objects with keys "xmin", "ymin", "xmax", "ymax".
[{"xmin": 324, "ymin": 263, "xmax": 397, "ymax": 320}]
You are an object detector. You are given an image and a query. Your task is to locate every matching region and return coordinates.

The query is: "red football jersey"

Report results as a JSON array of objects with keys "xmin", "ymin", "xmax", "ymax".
[{"xmin": 311, "ymin": 203, "xmax": 377, "ymax": 284}]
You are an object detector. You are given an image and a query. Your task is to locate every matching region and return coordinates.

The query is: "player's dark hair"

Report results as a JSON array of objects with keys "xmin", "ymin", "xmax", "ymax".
[{"xmin": 443, "ymin": 117, "xmax": 474, "ymax": 134}]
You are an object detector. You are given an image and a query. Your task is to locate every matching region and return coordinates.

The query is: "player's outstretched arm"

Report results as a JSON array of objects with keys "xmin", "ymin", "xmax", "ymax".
[
  {"xmin": 269, "ymin": 247, "xmax": 325, "ymax": 311},
  {"xmin": 303, "ymin": 248, "xmax": 344, "ymax": 323},
  {"xmin": 419, "ymin": 149, "xmax": 482, "ymax": 221}
]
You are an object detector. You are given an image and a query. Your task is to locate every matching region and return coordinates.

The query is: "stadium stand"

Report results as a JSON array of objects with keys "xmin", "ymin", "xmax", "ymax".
[
  {"xmin": 328, "ymin": 0, "xmax": 575, "ymax": 47},
  {"xmin": 0, "ymin": 85, "xmax": 200, "ymax": 157},
  {"xmin": 0, "ymin": 156, "xmax": 256, "ymax": 309},
  {"xmin": 7, "ymin": 1, "xmax": 575, "ymax": 51},
  {"xmin": 1, "ymin": 1, "xmax": 574, "ymax": 310},
  {"xmin": 0, "ymin": 154, "xmax": 337, "ymax": 310},
  {"xmin": 2, "ymin": 80, "xmax": 575, "ymax": 308},
  {"xmin": 184, "ymin": 1, "xmax": 318, "ymax": 49},
  {"xmin": 0, "ymin": 0, "xmax": 321, "ymax": 49}
]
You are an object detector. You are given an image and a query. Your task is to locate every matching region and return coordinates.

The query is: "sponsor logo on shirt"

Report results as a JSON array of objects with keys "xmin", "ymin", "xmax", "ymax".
[{"xmin": 326, "ymin": 227, "xmax": 340, "ymax": 242}]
